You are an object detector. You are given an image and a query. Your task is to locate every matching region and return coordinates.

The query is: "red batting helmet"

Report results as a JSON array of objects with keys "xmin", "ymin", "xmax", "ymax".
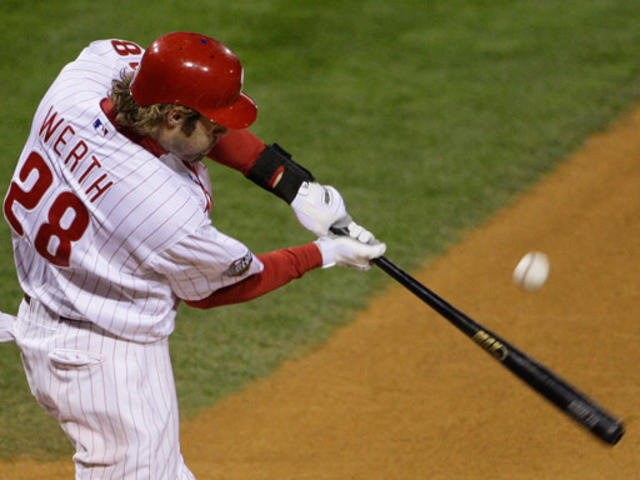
[{"xmin": 130, "ymin": 32, "xmax": 257, "ymax": 129}]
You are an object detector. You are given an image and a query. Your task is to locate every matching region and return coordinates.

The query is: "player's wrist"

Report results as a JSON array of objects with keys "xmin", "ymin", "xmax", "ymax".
[{"xmin": 246, "ymin": 143, "xmax": 314, "ymax": 203}]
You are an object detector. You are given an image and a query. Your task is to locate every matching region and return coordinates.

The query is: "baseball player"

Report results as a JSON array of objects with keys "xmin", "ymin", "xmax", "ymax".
[{"xmin": 2, "ymin": 32, "xmax": 385, "ymax": 478}]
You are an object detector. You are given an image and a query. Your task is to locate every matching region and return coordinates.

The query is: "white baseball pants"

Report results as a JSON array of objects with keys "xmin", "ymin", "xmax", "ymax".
[{"xmin": 14, "ymin": 297, "xmax": 196, "ymax": 480}]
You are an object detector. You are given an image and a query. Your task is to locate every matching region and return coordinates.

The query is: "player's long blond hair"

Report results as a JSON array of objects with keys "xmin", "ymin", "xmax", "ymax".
[{"xmin": 110, "ymin": 70, "xmax": 200, "ymax": 136}]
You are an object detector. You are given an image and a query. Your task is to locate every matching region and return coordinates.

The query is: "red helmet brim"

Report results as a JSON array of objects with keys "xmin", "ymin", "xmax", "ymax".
[{"xmin": 200, "ymin": 92, "xmax": 257, "ymax": 129}]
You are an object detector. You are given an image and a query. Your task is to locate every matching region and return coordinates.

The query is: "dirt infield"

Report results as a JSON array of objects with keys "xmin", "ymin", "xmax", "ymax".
[{"xmin": 2, "ymin": 106, "xmax": 639, "ymax": 479}]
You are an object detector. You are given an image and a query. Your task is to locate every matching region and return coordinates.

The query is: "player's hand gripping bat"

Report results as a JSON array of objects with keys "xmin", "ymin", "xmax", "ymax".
[{"xmin": 330, "ymin": 219, "xmax": 625, "ymax": 445}]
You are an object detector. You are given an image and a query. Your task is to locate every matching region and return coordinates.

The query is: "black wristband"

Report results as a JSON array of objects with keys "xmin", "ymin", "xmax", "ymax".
[{"xmin": 246, "ymin": 143, "xmax": 315, "ymax": 203}]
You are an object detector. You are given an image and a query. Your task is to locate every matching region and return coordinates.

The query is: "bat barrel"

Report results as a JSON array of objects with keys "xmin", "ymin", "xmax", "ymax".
[{"xmin": 504, "ymin": 346, "xmax": 625, "ymax": 445}]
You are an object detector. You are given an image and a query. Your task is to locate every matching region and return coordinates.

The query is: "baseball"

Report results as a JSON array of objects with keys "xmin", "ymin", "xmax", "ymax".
[{"xmin": 513, "ymin": 251, "xmax": 549, "ymax": 291}]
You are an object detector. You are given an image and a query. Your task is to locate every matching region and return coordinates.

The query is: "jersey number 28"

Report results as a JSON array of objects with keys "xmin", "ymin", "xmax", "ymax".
[{"xmin": 4, "ymin": 151, "xmax": 89, "ymax": 267}]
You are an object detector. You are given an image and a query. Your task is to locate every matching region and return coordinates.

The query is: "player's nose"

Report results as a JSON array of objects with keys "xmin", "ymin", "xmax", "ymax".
[
  {"xmin": 202, "ymin": 117, "xmax": 228, "ymax": 135},
  {"xmin": 212, "ymin": 123, "xmax": 228, "ymax": 136}
]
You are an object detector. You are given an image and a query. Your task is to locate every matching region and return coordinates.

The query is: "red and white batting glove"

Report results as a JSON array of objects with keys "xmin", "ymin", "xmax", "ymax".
[{"xmin": 290, "ymin": 182, "xmax": 348, "ymax": 237}]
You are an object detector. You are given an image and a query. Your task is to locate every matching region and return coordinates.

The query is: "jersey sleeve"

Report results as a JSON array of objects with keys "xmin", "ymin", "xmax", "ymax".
[
  {"xmin": 207, "ymin": 128, "xmax": 266, "ymax": 174},
  {"xmin": 147, "ymin": 222, "xmax": 264, "ymax": 301},
  {"xmin": 185, "ymin": 242, "xmax": 323, "ymax": 309}
]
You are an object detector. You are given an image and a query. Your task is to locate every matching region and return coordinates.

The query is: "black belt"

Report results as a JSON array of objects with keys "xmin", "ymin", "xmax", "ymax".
[{"xmin": 23, "ymin": 294, "xmax": 77, "ymax": 323}]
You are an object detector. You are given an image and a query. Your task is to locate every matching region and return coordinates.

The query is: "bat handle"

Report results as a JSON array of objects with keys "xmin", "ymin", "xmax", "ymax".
[
  {"xmin": 370, "ymin": 255, "xmax": 474, "ymax": 332},
  {"xmin": 329, "ymin": 216, "xmax": 353, "ymax": 237}
]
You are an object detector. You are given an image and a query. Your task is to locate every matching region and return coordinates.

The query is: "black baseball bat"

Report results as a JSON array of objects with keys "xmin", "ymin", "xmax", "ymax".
[{"xmin": 369, "ymin": 254, "xmax": 624, "ymax": 445}]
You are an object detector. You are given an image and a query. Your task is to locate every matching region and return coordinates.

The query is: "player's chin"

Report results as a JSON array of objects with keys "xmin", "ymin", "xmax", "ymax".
[
  {"xmin": 186, "ymin": 142, "xmax": 217, "ymax": 164},
  {"xmin": 179, "ymin": 150, "xmax": 206, "ymax": 164},
  {"xmin": 211, "ymin": 133, "xmax": 223, "ymax": 148},
  {"xmin": 203, "ymin": 136, "xmax": 220, "ymax": 156}
]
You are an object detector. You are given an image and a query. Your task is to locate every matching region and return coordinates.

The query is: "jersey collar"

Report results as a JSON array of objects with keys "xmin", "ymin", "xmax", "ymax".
[{"xmin": 100, "ymin": 98, "xmax": 168, "ymax": 158}]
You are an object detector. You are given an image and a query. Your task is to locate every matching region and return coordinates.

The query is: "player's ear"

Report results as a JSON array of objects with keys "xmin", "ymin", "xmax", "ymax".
[{"xmin": 165, "ymin": 108, "xmax": 185, "ymax": 129}]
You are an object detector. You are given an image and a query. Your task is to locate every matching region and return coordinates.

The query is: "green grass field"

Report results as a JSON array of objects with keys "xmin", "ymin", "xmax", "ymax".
[{"xmin": 1, "ymin": 0, "xmax": 640, "ymax": 459}]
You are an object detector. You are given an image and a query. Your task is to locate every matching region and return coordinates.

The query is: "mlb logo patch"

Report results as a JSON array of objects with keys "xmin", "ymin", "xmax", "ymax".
[{"xmin": 92, "ymin": 117, "xmax": 110, "ymax": 136}]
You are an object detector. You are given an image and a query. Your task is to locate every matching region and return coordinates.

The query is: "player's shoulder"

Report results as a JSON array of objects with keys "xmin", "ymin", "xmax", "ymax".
[
  {"xmin": 56, "ymin": 38, "xmax": 144, "ymax": 88},
  {"xmin": 38, "ymin": 38, "xmax": 144, "ymax": 125},
  {"xmin": 78, "ymin": 39, "xmax": 145, "ymax": 62}
]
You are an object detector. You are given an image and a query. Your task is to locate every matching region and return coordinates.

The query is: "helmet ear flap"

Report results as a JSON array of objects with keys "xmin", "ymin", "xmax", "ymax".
[{"xmin": 130, "ymin": 32, "xmax": 257, "ymax": 129}]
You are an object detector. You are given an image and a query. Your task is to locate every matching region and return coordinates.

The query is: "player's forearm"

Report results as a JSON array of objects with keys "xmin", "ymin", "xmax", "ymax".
[
  {"xmin": 208, "ymin": 130, "xmax": 314, "ymax": 203},
  {"xmin": 207, "ymin": 128, "xmax": 266, "ymax": 174},
  {"xmin": 184, "ymin": 242, "xmax": 323, "ymax": 309}
]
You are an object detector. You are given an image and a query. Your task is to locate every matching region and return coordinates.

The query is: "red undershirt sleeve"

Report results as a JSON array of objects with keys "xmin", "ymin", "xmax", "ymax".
[
  {"xmin": 184, "ymin": 242, "xmax": 323, "ymax": 309},
  {"xmin": 207, "ymin": 128, "xmax": 266, "ymax": 174}
]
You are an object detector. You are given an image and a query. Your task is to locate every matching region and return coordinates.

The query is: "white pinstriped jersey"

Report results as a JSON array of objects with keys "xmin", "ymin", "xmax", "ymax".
[{"xmin": 4, "ymin": 39, "xmax": 263, "ymax": 342}]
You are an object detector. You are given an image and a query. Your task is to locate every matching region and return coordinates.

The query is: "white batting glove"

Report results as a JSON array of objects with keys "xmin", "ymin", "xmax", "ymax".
[
  {"xmin": 314, "ymin": 221, "xmax": 386, "ymax": 270},
  {"xmin": 290, "ymin": 182, "xmax": 348, "ymax": 237}
]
